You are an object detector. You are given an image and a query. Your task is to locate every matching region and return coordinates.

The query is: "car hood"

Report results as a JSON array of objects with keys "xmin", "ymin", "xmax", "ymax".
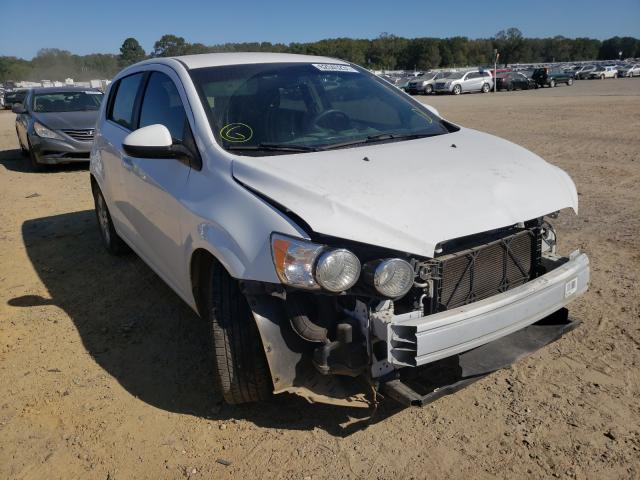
[
  {"xmin": 231, "ymin": 128, "xmax": 578, "ymax": 257},
  {"xmin": 32, "ymin": 111, "xmax": 99, "ymax": 131}
]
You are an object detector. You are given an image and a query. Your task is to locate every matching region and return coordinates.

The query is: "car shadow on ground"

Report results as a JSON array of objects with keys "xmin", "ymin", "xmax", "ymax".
[
  {"xmin": 11, "ymin": 210, "xmax": 404, "ymax": 436},
  {"xmin": 0, "ymin": 147, "xmax": 88, "ymax": 173}
]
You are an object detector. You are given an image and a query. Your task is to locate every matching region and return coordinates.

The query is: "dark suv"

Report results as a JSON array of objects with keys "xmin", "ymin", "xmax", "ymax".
[{"xmin": 532, "ymin": 68, "xmax": 574, "ymax": 88}]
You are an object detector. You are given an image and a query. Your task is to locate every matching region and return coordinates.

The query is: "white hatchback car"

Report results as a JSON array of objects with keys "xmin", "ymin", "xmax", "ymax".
[{"xmin": 91, "ymin": 53, "xmax": 589, "ymax": 408}]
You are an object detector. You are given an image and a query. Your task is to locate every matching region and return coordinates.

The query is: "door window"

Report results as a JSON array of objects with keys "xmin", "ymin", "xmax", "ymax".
[
  {"xmin": 139, "ymin": 72, "xmax": 187, "ymax": 142},
  {"xmin": 109, "ymin": 73, "xmax": 145, "ymax": 130}
]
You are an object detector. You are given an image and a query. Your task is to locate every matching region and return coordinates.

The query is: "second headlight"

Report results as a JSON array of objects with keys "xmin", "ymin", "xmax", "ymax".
[{"xmin": 364, "ymin": 258, "xmax": 414, "ymax": 298}]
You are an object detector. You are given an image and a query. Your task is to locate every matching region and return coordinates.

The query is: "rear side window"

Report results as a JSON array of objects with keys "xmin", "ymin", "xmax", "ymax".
[
  {"xmin": 109, "ymin": 73, "xmax": 144, "ymax": 130},
  {"xmin": 138, "ymin": 72, "xmax": 187, "ymax": 141}
]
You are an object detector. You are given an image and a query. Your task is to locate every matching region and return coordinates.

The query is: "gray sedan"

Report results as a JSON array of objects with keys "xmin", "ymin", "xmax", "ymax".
[{"xmin": 14, "ymin": 87, "xmax": 104, "ymax": 170}]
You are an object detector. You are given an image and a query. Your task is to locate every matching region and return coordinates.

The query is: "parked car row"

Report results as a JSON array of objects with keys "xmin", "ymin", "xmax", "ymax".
[{"xmin": 396, "ymin": 60, "xmax": 640, "ymax": 97}]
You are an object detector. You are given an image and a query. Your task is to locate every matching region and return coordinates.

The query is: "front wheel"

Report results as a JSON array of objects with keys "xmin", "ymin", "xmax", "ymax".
[
  {"xmin": 481, "ymin": 83, "xmax": 491, "ymax": 93},
  {"xmin": 567, "ymin": 78, "xmax": 573, "ymax": 86},
  {"xmin": 206, "ymin": 263, "xmax": 273, "ymax": 404},
  {"xmin": 92, "ymin": 185, "xmax": 130, "ymax": 255},
  {"xmin": 549, "ymin": 79, "xmax": 556, "ymax": 88},
  {"xmin": 452, "ymin": 84, "xmax": 462, "ymax": 95},
  {"xmin": 26, "ymin": 139, "xmax": 45, "ymax": 172},
  {"xmin": 16, "ymin": 129, "xmax": 28, "ymax": 156},
  {"xmin": 425, "ymin": 84, "xmax": 433, "ymax": 94}
]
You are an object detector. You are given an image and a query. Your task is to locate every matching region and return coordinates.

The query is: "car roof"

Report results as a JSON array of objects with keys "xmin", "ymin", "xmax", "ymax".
[
  {"xmin": 143, "ymin": 52, "xmax": 350, "ymax": 70},
  {"xmin": 30, "ymin": 86, "xmax": 102, "ymax": 94}
]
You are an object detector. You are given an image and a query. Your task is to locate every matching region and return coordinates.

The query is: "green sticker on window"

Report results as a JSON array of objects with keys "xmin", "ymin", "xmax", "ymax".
[{"xmin": 220, "ymin": 123, "xmax": 253, "ymax": 143}]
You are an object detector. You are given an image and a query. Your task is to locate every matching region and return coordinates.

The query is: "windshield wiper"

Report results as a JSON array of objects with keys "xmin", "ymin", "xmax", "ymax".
[
  {"xmin": 226, "ymin": 142, "xmax": 319, "ymax": 153},
  {"xmin": 317, "ymin": 132, "xmax": 440, "ymax": 151}
]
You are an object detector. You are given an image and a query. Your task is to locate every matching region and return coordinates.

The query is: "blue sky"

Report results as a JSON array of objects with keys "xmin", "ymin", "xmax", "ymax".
[{"xmin": 1, "ymin": 0, "xmax": 638, "ymax": 59}]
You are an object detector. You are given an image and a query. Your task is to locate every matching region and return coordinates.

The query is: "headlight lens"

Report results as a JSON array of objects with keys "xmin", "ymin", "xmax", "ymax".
[
  {"xmin": 271, "ymin": 234, "xmax": 324, "ymax": 290},
  {"xmin": 271, "ymin": 234, "xmax": 361, "ymax": 292},
  {"xmin": 315, "ymin": 249, "xmax": 361, "ymax": 292},
  {"xmin": 368, "ymin": 258, "xmax": 414, "ymax": 298},
  {"xmin": 34, "ymin": 121, "xmax": 62, "ymax": 139}
]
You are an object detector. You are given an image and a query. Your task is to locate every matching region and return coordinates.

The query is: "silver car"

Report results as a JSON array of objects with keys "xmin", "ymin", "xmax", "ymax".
[
  {"xmin": 434, "ymin": 70, "xmax": 493, "ymax": 95},
  {"xmin": 406, "ymin": 72, "xmax": 438, "ymax": 95},
  {"xmin": 14, "ymin": 87, "xmax": 104, "ymax": 170}
]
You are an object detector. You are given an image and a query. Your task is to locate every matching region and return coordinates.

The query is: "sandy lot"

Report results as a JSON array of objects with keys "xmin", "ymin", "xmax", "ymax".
[{"xmin": 1, "ymin": 79, "xmax": 639, "ymax": 479}]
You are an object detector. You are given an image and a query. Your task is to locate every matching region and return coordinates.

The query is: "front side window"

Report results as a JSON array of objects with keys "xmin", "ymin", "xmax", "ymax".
[
  {"xmin": 139, "ymin": 72, "xmax": 187, "ymax": 142},
  {"xmin": 109, "ymin": 73, "xmax": 145, "ymax": 130},
  {"xmin": 190, "ymin": 63, "xmax": 451, "ymax": 156},
  {"xmin": 32, "ymin": 91, "xmax": 103, "ymax": 113}
]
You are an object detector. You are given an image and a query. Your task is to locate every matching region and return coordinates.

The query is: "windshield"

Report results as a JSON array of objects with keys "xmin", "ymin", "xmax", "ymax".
[
  {"xmin": 32, "ymin": 91, "xmax": 103, "ymax": 112},
  {"xmin": 190, "ymin": 63, "xmax": 450, "ymax": 155}
]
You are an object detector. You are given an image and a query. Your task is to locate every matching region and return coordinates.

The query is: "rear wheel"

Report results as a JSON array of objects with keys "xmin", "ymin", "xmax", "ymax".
[
  {"xmin": 92, "ymin": 185, "xmax": 130, "ymax": 255},
  {"xmin": 205, "ymin": 262, "xmax": 273, "ymax": 404},
  {"xmin": 481, "ymin": 83, "xmax": 491, "ymax": 93}
]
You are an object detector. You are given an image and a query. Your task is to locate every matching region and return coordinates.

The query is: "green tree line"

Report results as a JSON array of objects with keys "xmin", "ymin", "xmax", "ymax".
[{"xmin": 2, "ymin": 30, "xmax": 639, "ymax": 82}]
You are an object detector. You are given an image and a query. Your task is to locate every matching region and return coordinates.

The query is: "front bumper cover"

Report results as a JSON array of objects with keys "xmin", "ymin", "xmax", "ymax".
[{"xmin": 29, "ymin": 134, "xmax": 92, "ymax": 164}]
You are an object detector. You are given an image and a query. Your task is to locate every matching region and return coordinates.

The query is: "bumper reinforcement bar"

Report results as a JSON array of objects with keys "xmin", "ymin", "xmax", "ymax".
[{"xmin": 380, "ymin": 308, "xmax": 579, "ymax": 407}]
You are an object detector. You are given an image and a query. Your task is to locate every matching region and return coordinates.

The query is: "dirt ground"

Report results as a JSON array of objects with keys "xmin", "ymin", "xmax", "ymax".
[{"xmin": 1, "ymin": 78, "xmax": 639, "ymax": 480}]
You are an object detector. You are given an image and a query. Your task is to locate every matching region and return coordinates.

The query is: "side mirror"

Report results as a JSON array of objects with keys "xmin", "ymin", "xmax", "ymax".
[
  {"xmin": 123, "ymin": 124, "xmax": 192, "ymax": 160},
  {"xmin": 423, "ymin": 104, "xmax": 440, "ymax": 117},
  {"xmin": 12, "ymin": 103, "xmax": 26, "ymax": 114}
]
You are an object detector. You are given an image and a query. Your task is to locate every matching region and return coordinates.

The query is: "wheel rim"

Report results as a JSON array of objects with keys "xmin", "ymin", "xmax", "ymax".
[
  {"xmin": 96, "ymin": 193, "xmax": 111, "ymax": 245},
  {"xmin": 454, "ymin": 85, "xmax": 460, "ymax": 94}
]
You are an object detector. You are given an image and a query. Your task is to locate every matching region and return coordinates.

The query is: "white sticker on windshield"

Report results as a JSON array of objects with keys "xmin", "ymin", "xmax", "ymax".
[
  {"xmin": 312, "ymin": 63, "xmax": 358, "ymax": 73},
  {"xmin": 84, "ymin": 91, "xmax": 102, "ymax": 94}
]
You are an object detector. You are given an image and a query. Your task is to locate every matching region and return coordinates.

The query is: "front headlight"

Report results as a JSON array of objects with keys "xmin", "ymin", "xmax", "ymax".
[
  {"xmin": 34, "ymin": 121, "xmax": 63, "ymax": 140},
  {"xmin": 364, "ymin": 258, "xmax": 414, "ymax": 298},
  {"xmin": 271, "ymin": 234, "xmax": 361, "ymax": 292},
  {"xmin": 315, "ymin": 249, "xmax": 360, "ymax": 292}
]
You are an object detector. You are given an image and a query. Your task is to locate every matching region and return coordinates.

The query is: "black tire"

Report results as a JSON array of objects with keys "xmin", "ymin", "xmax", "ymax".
[
  {"xmin": 549, "ymin": 79, "xmax": 556, "ymax": 88},
  {"xmin": 481, "ymin": 83, "xmax": 490, "ymax": 93},
  {"xmin": 27, "ymin": 140, "xmax": 45, "ymax": 172},
  {"xmin": 425, "ymin": 84, "xmax": 433, "ymax": 94},
  {"xmin": 92, "ymin": 185, "xmax": 130, "ymax": 255},
  {"xmin": 16, "ymin": 129, "xmax": 28, "ymax": 156},
  {"xmin": 507, "ymin": 83, "xmax": 514, "ymax": 91},
  {"xmin": 452, "ymin": 84, "xmax": 462, "ymax": 95},
  {"xmin": 206, "ymin": 263, "xmax": 272, "ymax": 404},
  {"xmin": 567, "ymin": 78, "xmax": 573, "ymax": 86}
]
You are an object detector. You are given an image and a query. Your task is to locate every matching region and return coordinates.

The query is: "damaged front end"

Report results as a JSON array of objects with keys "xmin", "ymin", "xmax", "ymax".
[{"xmin": 244, "ymin": 215, "xmax": 589, "ymax": 408}]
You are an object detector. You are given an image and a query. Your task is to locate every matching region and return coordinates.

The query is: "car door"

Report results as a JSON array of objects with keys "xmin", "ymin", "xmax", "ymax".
[
  {"xmin": 98, "ymin": 72, "xmax": 147, "ymax": 243},
  {"xmin": 121, "ymin": 68, "xmax": 197, "ymax": 296},
  {"xmin": 469, "ymin": 72, "xmax": 483, "ymax": 91}
]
